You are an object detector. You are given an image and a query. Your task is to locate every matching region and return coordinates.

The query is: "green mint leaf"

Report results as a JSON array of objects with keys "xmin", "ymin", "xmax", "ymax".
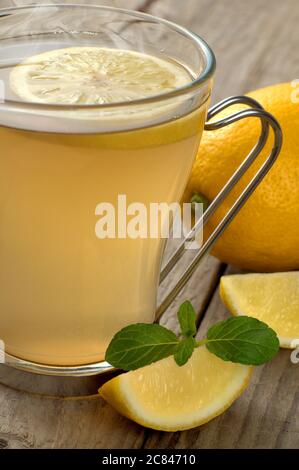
[
  {"xmin": 177, "ymin": 301, "xmax": 197, "ymax": 337},
  {"xmin": 174, "ymin": 336, "xmax": 196, "ymax": 366},
  {"xmin": 105, "ymin": 323, "xmax": 179, "ymax": 371},
  {"xmin": 206, "ymin": 316, "xmax": 280, "ymax": 365}
]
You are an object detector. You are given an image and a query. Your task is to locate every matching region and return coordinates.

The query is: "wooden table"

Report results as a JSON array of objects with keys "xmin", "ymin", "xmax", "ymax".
[{"xmin": 0, "ymin": 0, "xmax": 298, "ymax": 449}]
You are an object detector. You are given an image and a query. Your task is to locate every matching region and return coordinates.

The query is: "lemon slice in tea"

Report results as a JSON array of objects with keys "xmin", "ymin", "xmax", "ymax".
[{"xmin": 10, "ymin": 47, "xmax": 190, "ymax": 105}]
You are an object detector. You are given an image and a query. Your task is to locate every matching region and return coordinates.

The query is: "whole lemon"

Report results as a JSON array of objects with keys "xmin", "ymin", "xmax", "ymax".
[{"xmin": 185, "ymin": 82, "xmax": 299, "ymax": 272}]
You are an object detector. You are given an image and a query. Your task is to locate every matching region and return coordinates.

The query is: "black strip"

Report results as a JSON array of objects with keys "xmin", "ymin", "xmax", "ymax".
[{"xmin": 0, "ymin": 449, "xmax": 298, "ymax": 466}]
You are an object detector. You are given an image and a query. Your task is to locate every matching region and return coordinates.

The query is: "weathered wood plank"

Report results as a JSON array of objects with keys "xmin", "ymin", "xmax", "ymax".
[
  {"xmin": 158, "ymin": 254, "xmax": 225, "ymax": 334},
  {"xmin": 0, "ymin": 383, "xmax": 146, "ymax": 448},
  {"xmin": 146, "ymin": 0, "xmax": 299, "ymax": 102}
]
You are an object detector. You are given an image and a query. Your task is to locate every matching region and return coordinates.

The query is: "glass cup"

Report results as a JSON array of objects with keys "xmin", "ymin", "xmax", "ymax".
[{"xmin": 0, "ymin": 5, "xmax": 282, "ymax": 376}]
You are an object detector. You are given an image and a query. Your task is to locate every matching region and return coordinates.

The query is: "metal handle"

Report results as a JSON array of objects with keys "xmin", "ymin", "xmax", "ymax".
[{"xmin": 156, "ymin": 95, "xmax": 283, "ymax": 319}]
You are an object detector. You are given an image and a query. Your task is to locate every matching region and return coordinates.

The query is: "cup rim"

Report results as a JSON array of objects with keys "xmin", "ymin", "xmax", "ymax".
[{"xmin": 0, "ymin": 3, "xmax": 216, "ymax": 111}]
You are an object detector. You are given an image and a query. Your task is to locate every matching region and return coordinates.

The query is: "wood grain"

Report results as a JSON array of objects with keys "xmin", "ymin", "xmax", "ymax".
[
  {"xmin": 146, "ymin": 0, "xmax": 299, "ymax": 102},
  {"xmin": 0, "ymin": 0, "xmax": 298, "ymax": 449}
]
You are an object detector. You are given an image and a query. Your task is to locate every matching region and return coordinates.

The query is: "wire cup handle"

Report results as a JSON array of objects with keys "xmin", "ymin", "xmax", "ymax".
[{"xmin": 156, "ymin": 95, "xmax": 283, "ymax": 319}]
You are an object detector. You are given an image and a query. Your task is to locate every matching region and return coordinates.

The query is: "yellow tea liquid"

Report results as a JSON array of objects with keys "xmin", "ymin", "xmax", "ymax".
[{"xmin": 0, "ymin": 46, "xmax": 207, "ymax": 365}]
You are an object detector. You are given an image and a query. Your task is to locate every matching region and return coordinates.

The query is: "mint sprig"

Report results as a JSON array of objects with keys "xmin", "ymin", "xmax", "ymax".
[{"xmin": 105, "ymin": 301, "xmax": 279, "ymax": 371}]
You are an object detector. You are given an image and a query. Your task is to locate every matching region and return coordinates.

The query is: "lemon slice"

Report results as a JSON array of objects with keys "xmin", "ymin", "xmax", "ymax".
[
  {"xmin": 10, "ymin": 47, "xmax": 191, "ymax": 105},
  {"xmin": 99, "ymin": 347, "xmax": 252, "ymax": 431},
  {"xmin": 220, "ymin": 272, "xmax": 299, "ymax": 348}
]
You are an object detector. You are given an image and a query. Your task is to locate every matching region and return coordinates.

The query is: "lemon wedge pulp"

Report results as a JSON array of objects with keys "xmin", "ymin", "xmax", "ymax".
[
  {"xmin": 100, "ymin": 347, "xmax": 252, "ymax": 431},
  {"xmin": 221, "ymin": 272, "xmax": 299, "ymax": 348}
]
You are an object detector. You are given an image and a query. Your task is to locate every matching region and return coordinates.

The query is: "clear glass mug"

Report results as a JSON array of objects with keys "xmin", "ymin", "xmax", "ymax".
[{"xmin": 0, "ymin": 5, "xmax": 282, "ymax": 375}]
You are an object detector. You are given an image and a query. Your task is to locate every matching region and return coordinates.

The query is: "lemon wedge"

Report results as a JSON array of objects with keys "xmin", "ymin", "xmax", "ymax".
[
  {"xmin": 10, "ymin": 46, "xmax": 190, "ymax": 105},
  {"xmin": 99, "ymin": 347, "xmax": 252, "ymax": 431},
  {"xmin": 220, "ymin": 272, "xmax": 299, "ymax": 348}
]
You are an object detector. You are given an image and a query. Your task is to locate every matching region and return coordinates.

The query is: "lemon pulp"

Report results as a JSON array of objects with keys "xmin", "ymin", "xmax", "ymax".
[
  {"xmin": 100, "ymin": 347, "xmax": 252, "ymax": 431},
  {"xmin": 10, "ymin": 46, "xmax": 191, "ymax": 105},
  {"xmin": 221, "ymin": 272, "xmax": 299, "ymax": 348}
]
